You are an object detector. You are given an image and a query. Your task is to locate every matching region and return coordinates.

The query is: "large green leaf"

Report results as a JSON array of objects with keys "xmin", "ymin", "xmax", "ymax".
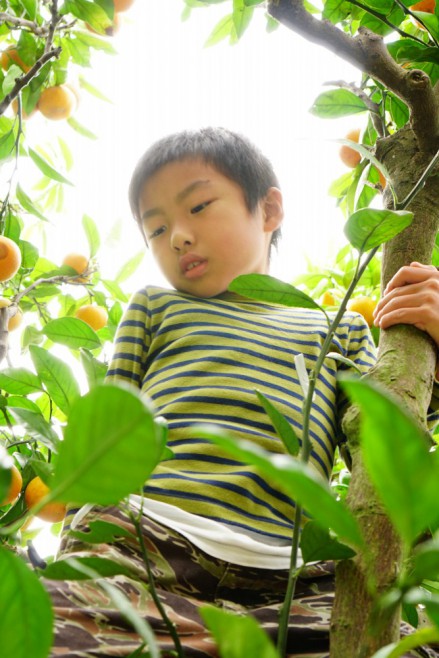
[
  {"xmin": 300, "ymin": 520, "xmax": 356, "ymax": 563},
  {"xmin": 344, "ymin": 208, "xmax": 413, "ymax": 252},
  {"xmin": 256, "ymin": 390, "xmax": 300, "ymax": 456},
  {"xmin": 42, "ymin": 317, "xmax": 101, "ymax": 350},
  {"xmin": 196, "ymin": 426, "xmax": 364, "ymax": 548},
  {"xmin": 0, "ymin": 547, "xmax": 53, "ymax": 658},
  {"xmin": 43, "ymin": 556, "xmax": 137, "ymax": 580},
  {"xmin": 0, "ymin": 367, "xmax": 42, "ymax": 395},
  {"xmin": 229, "ymin": 274, "xmax": 322, "ymax": 310},
  {"xmin": 80, "ymin": 348, "xmax": 108, "ymax": 389},
  {"xmin": 9, "ymin": 407, "xmax": 60, "ymax": 450},
  {"xmin": 51, "ymin": 384, "xmax": 164, "ymax": 505},
  {"xmin": 28, "ymin": 147, "xmax": 73, "ymax": 186},
  {"xmin": 201, "ymin": 606, "xmax": 280, "ymax": 658},
  {"xmin": 310, "ymin": 89, "xmax": 368, "ymax": 118},
  {"xmin": 371, "ymin": 627, "xmax": 439, "ymax": 658},
  {"xmin": 29, "ymin": 345, "xmax": 80, "ymax": 415},
  {"xmin": 82, "ymin": 214, "xmax": 100, "ymax": 258},
  {"xmin": 341, "ymin": 379, "xmax": 439, "ymax": 546}
]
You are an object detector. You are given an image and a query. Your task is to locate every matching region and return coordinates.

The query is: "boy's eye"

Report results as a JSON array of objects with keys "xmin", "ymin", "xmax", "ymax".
[
  {"xmin": 190, "ymin": 200, "xmax": 212, "ymax": 214},
  {"xmin": 148, "ymin": 226, "xmax": 166, "ymax": 240}
]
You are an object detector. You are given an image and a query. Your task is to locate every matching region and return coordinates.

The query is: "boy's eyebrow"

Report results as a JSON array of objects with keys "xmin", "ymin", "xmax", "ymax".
[{"xmin": 141, "ymin": 179, "xmax": 211, "ymax": 222}]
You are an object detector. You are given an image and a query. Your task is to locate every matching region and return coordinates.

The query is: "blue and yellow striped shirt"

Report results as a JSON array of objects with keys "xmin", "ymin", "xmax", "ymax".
[{"xmin": 106, "ymin": 286, "xmax": 376, "ymax": 542}]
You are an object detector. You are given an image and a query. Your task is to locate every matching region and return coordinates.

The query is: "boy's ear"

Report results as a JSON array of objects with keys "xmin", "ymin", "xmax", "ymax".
[{"xmin": 262, "ymin": 187, "xmax": 284, "ymax": 233}]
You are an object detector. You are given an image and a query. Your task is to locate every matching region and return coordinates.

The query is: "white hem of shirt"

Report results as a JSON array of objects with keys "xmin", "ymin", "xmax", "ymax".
[{"xmin": 129, "ymin": 495, "xmax": 301, "ymax": 570}]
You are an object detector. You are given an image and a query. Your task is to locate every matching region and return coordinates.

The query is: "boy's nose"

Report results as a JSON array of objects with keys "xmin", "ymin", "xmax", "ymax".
[{"xmin": 170, "ymin": 226, "xmax": 194, "ymax": 252}]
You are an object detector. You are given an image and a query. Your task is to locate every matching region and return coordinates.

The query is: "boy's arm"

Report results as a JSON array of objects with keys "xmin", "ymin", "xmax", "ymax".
[
  {"xmin": 105, "ymin": 288, "xmax": 151, "ymax": 388},
  {"xmin": 373, "ymin": 262, "xmax": 439, "ymax": 377}
]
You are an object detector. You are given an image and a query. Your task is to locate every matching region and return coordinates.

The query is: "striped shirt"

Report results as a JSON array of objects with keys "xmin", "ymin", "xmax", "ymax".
[{"xmin": 106, "ymin": 286, "xmax": 376, "ymax": 544}]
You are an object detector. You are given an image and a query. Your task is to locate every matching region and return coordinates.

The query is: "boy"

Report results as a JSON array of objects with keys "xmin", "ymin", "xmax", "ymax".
[{"xmin": 49, "ymin": 128, "xmax": 439, "ymax": 657}]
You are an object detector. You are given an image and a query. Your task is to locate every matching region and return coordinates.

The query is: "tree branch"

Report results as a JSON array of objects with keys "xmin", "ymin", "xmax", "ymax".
[
  {"xmin": 0, "ymin": 48, "xmax": 61, "ymax": 116},
  {"xmin": 268, "ymin": 0, "xmax": 439, "ymax": 151}
]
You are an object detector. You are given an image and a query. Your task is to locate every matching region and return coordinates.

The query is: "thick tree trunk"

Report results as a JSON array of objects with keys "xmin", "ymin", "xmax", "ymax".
[{"xmin": 331, "ymin": 126, "xmax": 439, "ymax": 657}]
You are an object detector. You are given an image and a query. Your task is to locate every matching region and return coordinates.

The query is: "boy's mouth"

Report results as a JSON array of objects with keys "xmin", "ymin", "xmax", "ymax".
[{"xmin": 180, "ymin": 254, "xmax": 207, "ymax": 279}]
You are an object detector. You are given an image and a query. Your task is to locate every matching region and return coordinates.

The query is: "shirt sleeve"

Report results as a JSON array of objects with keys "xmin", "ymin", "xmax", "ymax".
[{"xmin": 105, "ymin": 288, "xmax": 151, "ymax": 389}]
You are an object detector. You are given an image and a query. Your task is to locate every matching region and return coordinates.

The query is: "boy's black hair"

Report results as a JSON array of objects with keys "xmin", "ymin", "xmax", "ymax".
[{"xmin": 128, "ymin": 127, "xmax": 282, "ymax": 250}]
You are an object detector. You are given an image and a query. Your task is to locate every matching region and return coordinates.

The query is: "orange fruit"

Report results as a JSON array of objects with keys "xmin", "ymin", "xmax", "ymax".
[
  {"xmin": 0, "ymin": 464, "xmax": 23, "ymax": 506},
  {"xmin": 75, "ymin": 304, "xmax": 108, "ymax": 331},
  {"xmin": 0, "ymin": 48, "xmax": 31, "ymax": 72},
  {"xmin": 0, "ymin": 236, "xmax": 22, "ymax": 282},
  {"xmin": 410, "ymin": 0, "xmax": 435, "ymax": 11},
  {"xmin": 62, "ymin": 253, "xmax": 89, "ymax": 282},
  {"xmin": 114, "ymin": 0, "xmax": 135, "ymax": 11},
  {"xmin": 24, "ymin": 476, "xmax": 66, "ymax": 523},
  {"xmin": 347, "ymin": 296, "xmax": 377, "ymax": 327},
  {"xmin": 37, "ymin": 85, "xmax": 77, "ymax": 121},
  {"xmin": 320, "ymin": 291, "xmax": 336, "ymax": 306},
  {"xmin": 339, "ymin": 129, "xmax": 362, "ymax": 168}
]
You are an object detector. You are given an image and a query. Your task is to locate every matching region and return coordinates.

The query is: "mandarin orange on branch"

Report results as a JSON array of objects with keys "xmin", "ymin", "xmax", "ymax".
[
  {"xmin": 75, "ymin": 304, "xmax": 108, "ymax": 331},
  {"xmin": 0, "ymin": 48, "xmax": 31, "ymax": 72},
  {"xmin": 339, "ymin": 129, "xmax": 362, "ymax": 168},
  {"xmin": 0, "ymin": 464, "xmax": 22, "ymax": 506},
  {"xmin": 347, "ymin": 296, "xmax": 377, "ymax": 327},
  {"xmin": 62, "ymin": 253, "xmax": 89, "ymax": 282},
  {"xmin": 37, "ymin": 85, "xmax": 77, "ymax": 121},
  {"xmin": 410, "ymin": 0, "xmax": 435, "ymax": 12},
  {"xmin": 0, "ymin": 236, "xmax": 22, "ymax": 282},
  {"xmin": 114, "ymin": 0, "xmax": 135, "ymax": 11},
  {"xmin": 24, "ymin": 476, "xmax": 66, "ymax": 523}
]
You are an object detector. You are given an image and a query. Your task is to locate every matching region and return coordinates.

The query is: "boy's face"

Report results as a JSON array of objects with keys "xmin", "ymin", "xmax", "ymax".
[{"xmin": 137, "ymin": 158, "xmax": 283, "ymax": 298}]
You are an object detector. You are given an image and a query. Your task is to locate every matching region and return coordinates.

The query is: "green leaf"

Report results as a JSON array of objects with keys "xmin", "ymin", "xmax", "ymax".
[
  {"xmin": 371, "ymin": 627, "xmax": 439, "ymax": 658},
  {"xmin": 256, "ymin": 390, "xmax": 300, "ymax": 456},
  {"xmin": 0, "ymin": 126, "xmax": 16, "ymax": 162},
  {"xmin": 196, "ymin": 426, "xmax": 364, "ymax": 548},
  {"xmin": 28, "ymin": 148, "xmax": 73, "ymax": 186},
  {"xmin": 0, "ymin": 547, "xmax": 53, "ymax": 658},
  {"xmin": 80, "ymin": 348, "xmax": 108, "ymax": 389},
  {"xmin": 101, "ymin": 279, "xmax": 129, "ymax": 302},
  {"xmin": 300, "ymin": 521, "xmax": 356, "ymax": 563},
  {"xmin": 30, "ymin": 345, "xmax": 80, "ymax": 415},
  {"xmin": 408, "ymin": 539, "xmax": 439, "ymax": 584},
  {"xmin": 340, "ymin": 379, "xmax": 439, "ymax": 545},
  {"xmin": 61, "ymin": 0, "xmax": 112, "ymax": 31},
  {"xmin": 201, "ymin": 606, "xmax": 280, "ymax": 658},
  {"xmin": 232, "ymin": 0, "xmax": 254, "ymax": 38},
  {"xmin": 8, "ymin": 407, "xmax": 60, "ymax": 450},
  {"xmin": 115, "ymin": 251, "xmax": 145, "ymax": 284},
  {"xmin": 43, "ymin": 556, "xmax": 137, "ymax": 580},
  {"xmin": 42, "ymin": 317, "xmax": 101, "ymax": 350},
  {"xmin": 68, "ymin": 519, "xmax": 135, "ymax": 544},
  {"xmin": 82, "ymin": 214, "xmax": 100, "ymax": 258},
  {"xmin": 19, "ymin": 239, "xmax": 39, "ymax": 269},
  {"xmin": 67, "ymin": 117, "xmax": 98, "ymax": 140},
  {"xmin": 205, "ymin": 13, "xmax": 235, "ymax": 46},
  {"xmin": 229, "ymin": 273, "xmax": 322, "ymax": 310},
  {"xmin": 51, "ymin": 384, "xmax": 164, "ymax": 505},
  {"xmin": 344, "ymin": 208, "xmax": 413, "ymax": 252},
  {"xmin": 310, "ymin": 89, "xmax": 368, "ymax": 118},
  {"xmin": 20, "ymin": 0, "xmax": 38, "ymax": 20},
  {"xmin": 0, "ymin": 368, "xmax": 42, "ymax": 395},
  {"xmin": 16, "ymin": 184, "xmax": 49, "ymax": 222}
]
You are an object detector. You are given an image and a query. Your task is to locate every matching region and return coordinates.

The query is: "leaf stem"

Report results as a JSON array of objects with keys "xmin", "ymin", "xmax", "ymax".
[{"xmin": 129, "ymin": 508, "xmax": 186, "ymax": 658}]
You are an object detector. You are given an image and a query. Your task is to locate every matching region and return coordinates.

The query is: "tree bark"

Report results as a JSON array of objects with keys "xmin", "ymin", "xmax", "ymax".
[{"xmin": 266, "ymin": 2, "xmax": 439, "ymax": 655}]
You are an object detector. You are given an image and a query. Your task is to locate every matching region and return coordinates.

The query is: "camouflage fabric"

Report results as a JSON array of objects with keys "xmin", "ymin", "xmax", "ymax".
[{"xmin": 46, "ymin": 504, "xmax": 438, "ymax": 658}]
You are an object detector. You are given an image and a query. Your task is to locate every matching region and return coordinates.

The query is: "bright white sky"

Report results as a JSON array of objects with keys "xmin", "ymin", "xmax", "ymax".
[{"xmin": 25, "ymin": 0, "xmax": 365, "ymax": 290}]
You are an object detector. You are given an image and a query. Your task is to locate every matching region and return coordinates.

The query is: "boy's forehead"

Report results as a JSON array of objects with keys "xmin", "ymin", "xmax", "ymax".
[{"xmin": 139, "ymin": 158, "xmax": 238, "ymax": 207}]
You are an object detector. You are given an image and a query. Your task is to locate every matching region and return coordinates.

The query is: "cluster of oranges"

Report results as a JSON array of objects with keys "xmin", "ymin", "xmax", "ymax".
[
  {"xmin": 1, "ymin": 466, "xmax": 66, "ymax": 523},
  {"xmin": 321, "ymin": 290, "xmax": 377, "ymax": 327},
  {"xmin": 0, "ymin": 236, "xmax": 108, "ymax": 333},
  {"xmin": 1, "ymin": 0, "xmax": 136, "ymax": 120}
]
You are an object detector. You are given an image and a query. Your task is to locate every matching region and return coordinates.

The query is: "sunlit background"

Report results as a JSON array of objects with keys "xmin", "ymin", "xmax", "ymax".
[{"xmin": 12, "ymin": 0, "xmax": 368, "ymax": 554}]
